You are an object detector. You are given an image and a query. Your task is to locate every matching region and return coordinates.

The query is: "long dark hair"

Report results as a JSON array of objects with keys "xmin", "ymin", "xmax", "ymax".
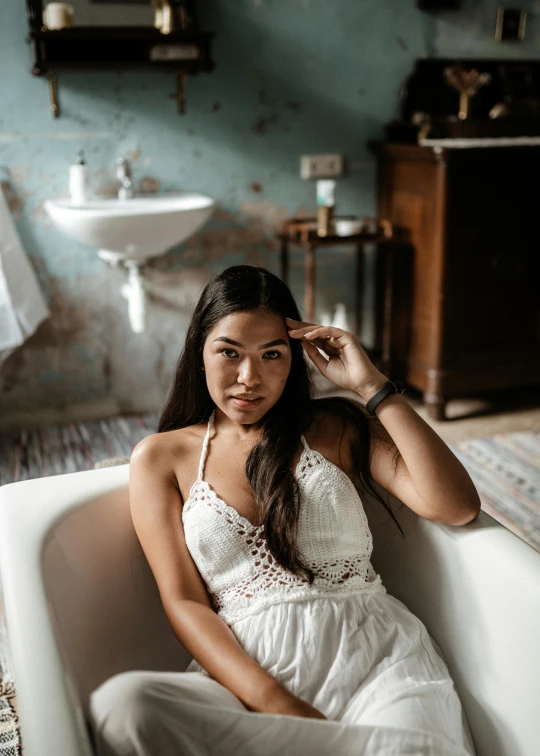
[{"xmin": 159, "ymin": 265, "xmax": 403, "ymax": 583}]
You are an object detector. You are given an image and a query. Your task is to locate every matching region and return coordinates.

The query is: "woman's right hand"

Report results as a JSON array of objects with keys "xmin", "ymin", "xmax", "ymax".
[
  {"xmin": 281, "ymin": 696, "xmax": 328, "ymax": 720},
  {"xmin": 258, "ymin": 686, "xmax": 327, "ymax": 720}
]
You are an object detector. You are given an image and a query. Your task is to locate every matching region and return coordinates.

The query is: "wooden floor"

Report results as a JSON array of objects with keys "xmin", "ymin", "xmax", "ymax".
[{"xmin": 312, "ymin": 371, "xmax": 540, "ymax": 445}]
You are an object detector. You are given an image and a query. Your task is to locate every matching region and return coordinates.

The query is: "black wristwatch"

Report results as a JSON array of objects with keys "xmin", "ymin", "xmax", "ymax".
[{"xmin": 365, "ymin": 380, "xmax": 405, "ymax": 415}]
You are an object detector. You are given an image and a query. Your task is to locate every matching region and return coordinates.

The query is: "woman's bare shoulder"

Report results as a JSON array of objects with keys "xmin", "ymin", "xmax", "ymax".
[{"xmin": 131, "ymin": 423, "xmax": 207, "ymax": 470}]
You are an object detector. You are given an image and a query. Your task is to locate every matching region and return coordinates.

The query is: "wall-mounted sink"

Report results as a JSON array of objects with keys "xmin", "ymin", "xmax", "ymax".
[
  {"xmin": 44, "ymin": 193, "xmax": 215, "ymax": 264},
  {"xmin": 44, "ymin": 193, "xmax": 215, "ymax": 333}
]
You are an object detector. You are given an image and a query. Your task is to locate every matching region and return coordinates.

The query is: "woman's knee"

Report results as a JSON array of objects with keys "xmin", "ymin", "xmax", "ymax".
[{"xmin": 89, "ymin": 670, "xmax": 156, "ymax": 743}]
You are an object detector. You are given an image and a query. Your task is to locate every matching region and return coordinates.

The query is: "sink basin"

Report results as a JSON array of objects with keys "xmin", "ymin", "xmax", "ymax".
[{"xmin": 44, "ymin": 193, "xmax": 215, "ymax": 264}]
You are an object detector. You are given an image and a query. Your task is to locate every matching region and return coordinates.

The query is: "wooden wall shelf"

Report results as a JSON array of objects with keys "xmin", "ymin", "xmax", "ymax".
[
  {"xmin": 29, "ymin": 27, "xmax": 215, "ymax": 76},
  {"xmin": 25, "ymin": 2, "xmax": 215, "ymax": 118}
]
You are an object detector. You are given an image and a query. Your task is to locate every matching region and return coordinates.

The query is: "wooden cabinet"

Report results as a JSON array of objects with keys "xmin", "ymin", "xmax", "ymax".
[{"xmin": 376, "ymin": 143, "xmax": 540, "ymax": 420}]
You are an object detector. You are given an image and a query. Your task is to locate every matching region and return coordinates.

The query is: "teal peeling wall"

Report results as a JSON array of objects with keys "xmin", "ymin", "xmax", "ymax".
[{"xmin": 0, "ymin": 0, "xmax": 537, "ymax": 423}]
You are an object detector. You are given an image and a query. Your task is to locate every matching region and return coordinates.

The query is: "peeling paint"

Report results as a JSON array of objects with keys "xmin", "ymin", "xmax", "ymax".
[
  {"xmin": 396, "ymin": 36, "xmax": 409, "ymax": 51},
  {"xmin": 94, "ymin": 177, "xmax": 118, "ymax": 197},
  {"xmin": 1, "ymin": 181, "xmax": 26, "ymax": 216},
  {"xmin": 251, "ymin": 114, "xmax": 280, "ymax": 135},
  {"xmin": 239, "ymin": 198, "xmax": 289, "ymax": 228},
  {"xmin": 138, "ymin": 176, "xmax": 161, "ymax": 193},
  {"xmin": 212, "ymin": 206, "xmax": 239, "ymax": 224}
]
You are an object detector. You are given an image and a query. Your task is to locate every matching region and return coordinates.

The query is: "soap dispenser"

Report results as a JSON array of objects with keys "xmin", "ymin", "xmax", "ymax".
[{"xmin": 69, "ymin": 150, "xmax": 89, "ymax": 204}]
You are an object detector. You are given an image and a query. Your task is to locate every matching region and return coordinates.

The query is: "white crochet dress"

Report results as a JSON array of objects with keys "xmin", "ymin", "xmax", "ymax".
[
  {"xmin": 179, "ymin": 410, "xmax": 476, "ymax": 755},
  {"xmin": 90, "ymin": 409, "xmax": 476, "ymax": 756}
]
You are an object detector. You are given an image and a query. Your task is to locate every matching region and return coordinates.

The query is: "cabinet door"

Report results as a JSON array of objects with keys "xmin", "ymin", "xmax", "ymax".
[
  {"xmin": 378, "ymin": 148, "xmax": 446, "ymax": 384},
  {"xmin": 443, "ymin": 148, "xmax": 540, "ymax": 390}
]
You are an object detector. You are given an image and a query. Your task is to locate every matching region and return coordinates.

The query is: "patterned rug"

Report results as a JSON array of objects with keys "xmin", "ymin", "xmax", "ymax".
[
  {"xmin": 0, "ymin": 421, "xmax": 538, "ymax": 755},
  {"xmin": 450, "ymin": 431, "xmax": 540, "ymax": 552},
  {"xmin": 0, "ymin": 415, "xmax": 157, "ymax": 487},
  {"xmin": 0, "ymin": 682, "xmax": 19, "ymax": 756}
]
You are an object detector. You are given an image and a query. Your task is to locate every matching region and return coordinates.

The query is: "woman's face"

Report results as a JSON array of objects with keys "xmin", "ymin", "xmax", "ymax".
[{"xmin": 202, "ymin": 310, "xmax": 293, "ymax": 424}]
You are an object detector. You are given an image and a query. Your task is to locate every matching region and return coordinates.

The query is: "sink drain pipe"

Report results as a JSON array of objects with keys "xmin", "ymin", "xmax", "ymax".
[{"xmin": 121, "ymin": 262, "xmax": 146, "ymax": 333}]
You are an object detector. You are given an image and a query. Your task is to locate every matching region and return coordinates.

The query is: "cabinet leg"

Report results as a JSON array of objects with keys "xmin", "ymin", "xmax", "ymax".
[{"xmin": 424, "ymin": 393, "xmax": 446, "ymax": 422}]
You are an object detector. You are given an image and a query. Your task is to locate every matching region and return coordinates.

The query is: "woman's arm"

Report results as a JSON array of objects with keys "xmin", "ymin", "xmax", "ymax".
[
  {"xmin": 359, "ymin": 383, "xmax": 481, "ymax": 526},
  {"xmin": 129, "ymin": 435, "xmax": 326, "ymax": 719},
  {"xmin": 286, "ymin": 317, "xmax": 481, "ymax": 527}
]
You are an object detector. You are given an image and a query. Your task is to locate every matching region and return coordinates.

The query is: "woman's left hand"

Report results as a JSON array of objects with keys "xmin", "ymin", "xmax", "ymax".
[{"xmin": 286, "ymin": 317, "xmax": 388, "ymax": 400}]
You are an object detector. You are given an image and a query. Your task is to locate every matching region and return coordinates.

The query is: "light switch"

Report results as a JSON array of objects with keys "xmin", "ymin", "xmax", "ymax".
[{"xmin": 300, "ymin": 154, "xmax": 344, "ymax": 180}]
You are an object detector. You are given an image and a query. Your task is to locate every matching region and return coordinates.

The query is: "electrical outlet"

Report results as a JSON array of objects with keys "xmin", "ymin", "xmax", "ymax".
[{"xmin": 300, "ymin": 154, "xmax": 344, "ymax": 179}]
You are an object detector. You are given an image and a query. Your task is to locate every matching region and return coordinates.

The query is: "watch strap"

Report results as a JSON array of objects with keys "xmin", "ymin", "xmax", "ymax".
[{"xmin": 365, "ymin": 380, "xmax": 405, "ymax": 415}]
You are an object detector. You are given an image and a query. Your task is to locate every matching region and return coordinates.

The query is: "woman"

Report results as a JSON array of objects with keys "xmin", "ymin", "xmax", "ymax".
[{"xmin": 90, "ymin": 265, "xmax": 479, "ymax": 755}]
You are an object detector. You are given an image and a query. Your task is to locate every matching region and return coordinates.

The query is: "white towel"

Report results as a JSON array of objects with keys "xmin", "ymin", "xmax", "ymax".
[{"xmin": 0, "ymin": 184, "xmax": 50, "ymax": 360}]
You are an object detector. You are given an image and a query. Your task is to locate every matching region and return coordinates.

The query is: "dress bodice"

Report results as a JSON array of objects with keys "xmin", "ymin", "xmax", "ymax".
[{"xmin": 182, "ymin": 410, "xmax": 384, "ymax": 624}]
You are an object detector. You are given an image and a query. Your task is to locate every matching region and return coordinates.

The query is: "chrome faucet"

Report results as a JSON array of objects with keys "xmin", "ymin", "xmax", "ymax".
[{"xmin": 115, "ymin": 157, "xmax": 134, "ymax": 200}]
